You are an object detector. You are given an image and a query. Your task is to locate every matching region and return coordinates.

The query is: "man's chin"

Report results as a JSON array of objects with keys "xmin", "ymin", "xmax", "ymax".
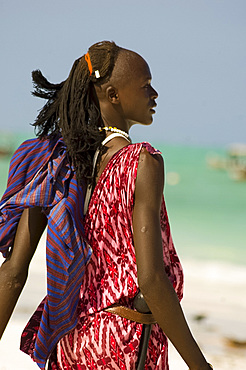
[{"xmin": 128, "ymin": 118, "xmax": 153, "ymax": 127}]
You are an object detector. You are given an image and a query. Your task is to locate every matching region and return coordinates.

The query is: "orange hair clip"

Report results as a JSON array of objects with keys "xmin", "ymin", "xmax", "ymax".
[{"xmin": 85, "ymin": 52, "xmax": 93, "ymax": 76}]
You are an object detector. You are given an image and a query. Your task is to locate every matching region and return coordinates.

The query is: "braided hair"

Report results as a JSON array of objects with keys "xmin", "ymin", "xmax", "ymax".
[{"xmin": 31, "ymin": 41, "xmax": 121, "ymax": 185}]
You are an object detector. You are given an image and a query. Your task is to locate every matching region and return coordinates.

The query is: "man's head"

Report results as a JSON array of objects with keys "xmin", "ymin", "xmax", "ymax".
[{"xmin": 93, "ymin": 47, "xmax": 158, "ymax": 127}]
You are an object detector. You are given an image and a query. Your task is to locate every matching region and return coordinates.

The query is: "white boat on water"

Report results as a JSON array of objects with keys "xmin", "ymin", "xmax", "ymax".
[
  {"xmin": 207, "ymin": 143, "xmax": 246, "ymax": 181},
  {"xmin": 0, "ymin": 132, "xmax": 14, "ymax": 157}
]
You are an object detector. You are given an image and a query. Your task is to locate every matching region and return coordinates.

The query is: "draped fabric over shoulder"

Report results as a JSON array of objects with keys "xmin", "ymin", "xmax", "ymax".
[
  {"xmin": 0, "ymin": 136, "xmax": 91, "ymax": 369},
  {"xmin": 53, "ymin": 143, "xmax": 184, "ymax": 370}
]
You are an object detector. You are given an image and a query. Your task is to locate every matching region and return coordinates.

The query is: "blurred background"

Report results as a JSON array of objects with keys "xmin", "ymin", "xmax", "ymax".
[{"xmin": 0, "ymin": 1, "xmax": 245, "ymax": 369}]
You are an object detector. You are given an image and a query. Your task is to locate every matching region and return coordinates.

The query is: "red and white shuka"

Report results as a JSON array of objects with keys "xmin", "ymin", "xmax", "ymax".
[{"xmin": 50, "ymin": 142, "xmax": 184, "ymax": 370}]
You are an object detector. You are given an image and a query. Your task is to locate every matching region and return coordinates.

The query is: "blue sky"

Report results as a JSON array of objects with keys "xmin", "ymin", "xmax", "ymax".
[{"xmin": 0, "ymin": 0, "xmax": 245, "ymax": 146}]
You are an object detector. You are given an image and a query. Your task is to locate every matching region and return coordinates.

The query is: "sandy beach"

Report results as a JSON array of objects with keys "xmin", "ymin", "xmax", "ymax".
[{"xmin": 0, "ymin": 232, "xmax": 246, "ymax": 369}]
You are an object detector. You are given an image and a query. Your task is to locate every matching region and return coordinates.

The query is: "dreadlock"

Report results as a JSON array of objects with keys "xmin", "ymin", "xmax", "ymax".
[{"xmin": 31, "ymin": 41, "xmax": 121, "ymax": 185}]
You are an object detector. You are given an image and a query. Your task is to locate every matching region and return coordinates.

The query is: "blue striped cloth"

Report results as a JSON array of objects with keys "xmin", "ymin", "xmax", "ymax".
[{"xmin": 0, "ymin": 135, "xmax": 92, "ymax": 369}]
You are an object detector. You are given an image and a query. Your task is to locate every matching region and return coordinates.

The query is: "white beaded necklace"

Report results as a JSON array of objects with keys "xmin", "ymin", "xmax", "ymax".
[
  {"xmin": 84, "ymin": 131, "xmax": 131, "ymax": 214},
  {"xmin": 99, "ymin": 126, "xmax": 131, "ymax": 142}
]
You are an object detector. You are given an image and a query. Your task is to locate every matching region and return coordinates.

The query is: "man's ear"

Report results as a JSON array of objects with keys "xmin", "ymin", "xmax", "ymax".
[{"xmin": 106, "ymin": 86, "xmax": 120, "ymax": 104}]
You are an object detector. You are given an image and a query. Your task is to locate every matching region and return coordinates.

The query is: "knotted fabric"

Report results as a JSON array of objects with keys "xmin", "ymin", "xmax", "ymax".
[{"xmin": 0, "ymin": 135, "xmax": 92, "ymax": 369}]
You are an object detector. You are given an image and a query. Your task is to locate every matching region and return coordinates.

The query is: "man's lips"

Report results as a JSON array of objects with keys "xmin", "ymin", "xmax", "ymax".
[{"xmin": 150, "ymin": 103, "xmax": 157, "ymax": 113}]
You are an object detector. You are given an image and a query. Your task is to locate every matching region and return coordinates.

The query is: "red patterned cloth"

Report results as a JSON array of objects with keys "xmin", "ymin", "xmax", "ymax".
[{"xmin": 51, "ymin": 142, "xmax": 184, "ymax": 370}]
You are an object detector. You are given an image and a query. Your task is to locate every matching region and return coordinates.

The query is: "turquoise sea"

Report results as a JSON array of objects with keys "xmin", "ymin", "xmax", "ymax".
[
  {"xmin": 0, "ymin": 133, "xmax": 245, "ymax": 266},
  {"xmin": 160, "ymin": 144, "xmax": 246, "ymax": 266}
]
